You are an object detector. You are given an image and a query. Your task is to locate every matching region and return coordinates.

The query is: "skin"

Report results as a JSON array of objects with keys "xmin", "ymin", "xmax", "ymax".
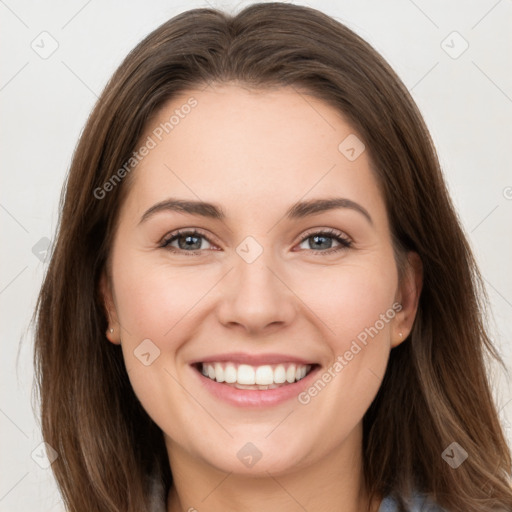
[{"xmin": 101, "ymin": 83, "xmax": 422, "ymax": 512}]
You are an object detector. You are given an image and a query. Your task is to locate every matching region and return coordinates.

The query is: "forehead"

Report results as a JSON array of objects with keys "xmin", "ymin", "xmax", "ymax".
[{"xmin": 121, "ymin": 83, "xmax": 386, "ymax": 225}]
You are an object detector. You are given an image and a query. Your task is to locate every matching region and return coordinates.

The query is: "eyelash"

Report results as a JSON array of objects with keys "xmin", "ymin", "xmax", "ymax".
[{"xmin": 160, "ymin": 228, "xmax": 352, "ymax": 256}]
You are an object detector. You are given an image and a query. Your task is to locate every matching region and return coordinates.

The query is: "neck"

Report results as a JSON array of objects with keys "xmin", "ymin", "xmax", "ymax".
[{"xmin": 165, "ymin": 425, "xmax": 381, "ymax": 512}]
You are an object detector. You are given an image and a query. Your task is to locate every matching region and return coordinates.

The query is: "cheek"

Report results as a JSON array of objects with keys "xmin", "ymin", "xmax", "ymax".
[
  {"xmin": 291, "ymin": 255, "xmax": 398, "ymax": 348},
  {"xmin": 291, "ymin": 257, "xmax": 397, "ymax": 415},
  {"xmin": 112, "ymin": 251, "xmax": 211, "ymax": 342},
  {"xmin": 110, "ymin": 251, "xmax": 211, "ymax": 428},
  {"xmin": 110, "ymin": 250, "xmax": 223, "ymax": 415}
]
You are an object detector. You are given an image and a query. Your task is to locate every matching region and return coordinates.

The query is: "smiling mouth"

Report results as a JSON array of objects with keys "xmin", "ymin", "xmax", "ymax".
[{"xmin": 193, "ymin": 362, "xmax": 319, "ymax": 390}]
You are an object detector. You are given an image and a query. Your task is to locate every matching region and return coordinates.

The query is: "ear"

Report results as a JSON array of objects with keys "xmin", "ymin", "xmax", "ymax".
[
  {"xmin": 99, "ymin": 271, "xmax": 122, "ymax": 345},
  {"xmin": 392, "ymin": 251, "xmax": 423, "ymax": 348}
]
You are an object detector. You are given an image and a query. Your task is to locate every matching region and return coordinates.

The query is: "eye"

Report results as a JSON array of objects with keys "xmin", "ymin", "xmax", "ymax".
[
  {"xmin": 296, "ymin": 228, "xmax": 352, "ymax": 254},
  {"xmin": 160, "ymin": 228, "xmax": 352, "ymax": 256},
  {"xmin": 160, "ymin": 229, "xmax": 215, "ymax": 254}
]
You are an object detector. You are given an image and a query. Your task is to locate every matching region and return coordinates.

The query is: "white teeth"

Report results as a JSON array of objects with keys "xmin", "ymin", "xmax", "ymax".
[
  {"xmin": 255, "ymin": 365, "xmax": 274, "ymax": 385},
  {"xmin": 296, "ymin": 366, "xmax": 307, "ymax": 381},
  {"xmin": 237, "ymin": 364, "xmax": 255, "ymax": 385},
  {"xmin": 200, "ymin": 362, "xmax": 312, "ymax": 387},
  {"xmin": 274, "ymin": 365, "xmax": 286, "ymax": 384},
  {"xmin": 214, "ymin": 363, "xmax": 224, "ymax": 383},
  {"xmin": 224, "ymin": 364, "xmax": 237, "ymax": 383}
]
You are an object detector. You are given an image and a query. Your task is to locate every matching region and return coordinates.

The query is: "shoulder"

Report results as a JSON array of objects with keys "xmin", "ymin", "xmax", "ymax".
[{"xmin": 379, "ymin": 493, "xmax": 447, "ymax": 512}]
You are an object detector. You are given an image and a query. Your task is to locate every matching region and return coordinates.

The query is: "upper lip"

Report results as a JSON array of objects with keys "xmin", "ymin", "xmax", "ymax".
[{"xmin": 190, "ymin": 352, "xmax": 318, "ymax": 366}]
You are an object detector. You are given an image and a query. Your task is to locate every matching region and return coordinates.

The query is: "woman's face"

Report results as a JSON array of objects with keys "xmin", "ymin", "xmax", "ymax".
[{"xmin": 102, "ymin": 83, "xmax": 420, "ymax": 477}]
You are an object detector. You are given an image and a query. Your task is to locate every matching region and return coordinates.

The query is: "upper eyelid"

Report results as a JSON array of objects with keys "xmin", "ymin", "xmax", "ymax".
[
  {"xmin": 299, "ymin": 227, "xmax": 350, "ymax": 240},
  {"xmin": 161, "ymin": 228, "xmax": 216, "ymax": 247}
]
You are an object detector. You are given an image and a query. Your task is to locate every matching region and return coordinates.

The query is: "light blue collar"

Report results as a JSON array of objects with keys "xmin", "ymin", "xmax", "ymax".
[{"xmin": 378, "ymin": 493, "xmax": 445, "ymax": 511}]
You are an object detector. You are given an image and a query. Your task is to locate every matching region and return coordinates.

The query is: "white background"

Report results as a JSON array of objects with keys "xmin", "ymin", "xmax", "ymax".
[{"xmin": 1, "ymin": 0, "xmax": 511, "ymax": 510}]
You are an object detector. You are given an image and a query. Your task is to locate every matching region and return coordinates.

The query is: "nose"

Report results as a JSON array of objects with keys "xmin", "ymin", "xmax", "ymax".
[{"xmin": 215, "ymin": 248, "xmax": 297, "ymax": 335}]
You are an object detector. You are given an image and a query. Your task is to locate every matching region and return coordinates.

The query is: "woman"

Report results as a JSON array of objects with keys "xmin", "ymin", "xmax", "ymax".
[{"xmin": 33, "ymin": 3, "xmax": 512, "ymax": 511}]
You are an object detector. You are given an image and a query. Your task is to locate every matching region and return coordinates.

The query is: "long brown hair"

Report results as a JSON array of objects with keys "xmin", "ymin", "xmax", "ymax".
[{"xmin": 33, "ymin": 3, "xmax": 512, "ymax": 511}]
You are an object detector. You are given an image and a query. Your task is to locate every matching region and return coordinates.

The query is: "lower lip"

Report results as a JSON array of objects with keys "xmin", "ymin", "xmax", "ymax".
[{"xmin": 191, "ymin": 364, "xmax": 321, "ymax": 408}]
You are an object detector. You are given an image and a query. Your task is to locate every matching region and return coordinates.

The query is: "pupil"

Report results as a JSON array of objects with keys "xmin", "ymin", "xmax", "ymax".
[
  {"xmin": 312, "ymin": 235, "xmax": 331, "ymax": 250},
  {"xmin": 179, "ymin": 235, "xmax": 201, "ymax": 250}
]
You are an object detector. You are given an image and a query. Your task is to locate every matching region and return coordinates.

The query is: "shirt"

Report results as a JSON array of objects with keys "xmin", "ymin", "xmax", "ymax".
[{"xmin": 378, "ymin": 493, "xmax": 445, "ymax": 511}]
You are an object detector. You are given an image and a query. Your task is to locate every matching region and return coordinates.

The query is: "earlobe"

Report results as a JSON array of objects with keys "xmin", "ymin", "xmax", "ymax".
[
  {"xmin": 392, "ymin": 251, "xmax": 423, "ymax": 347},
  {"xmin": 99, "ymin": 272, "xmax": 121, "ymax": 345},
  {"xmin": 105, "ymin": 326, "xmax": 120, "ymax": 345},
  {"xmin": 391, "ymin": 327, "xmax": 406, "ymax": 349}
]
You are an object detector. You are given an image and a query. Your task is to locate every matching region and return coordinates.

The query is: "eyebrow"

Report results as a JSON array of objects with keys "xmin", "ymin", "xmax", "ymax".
[{"xmin": 139, "ymin": 197, "xmax": 373, "ymax": 225}]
